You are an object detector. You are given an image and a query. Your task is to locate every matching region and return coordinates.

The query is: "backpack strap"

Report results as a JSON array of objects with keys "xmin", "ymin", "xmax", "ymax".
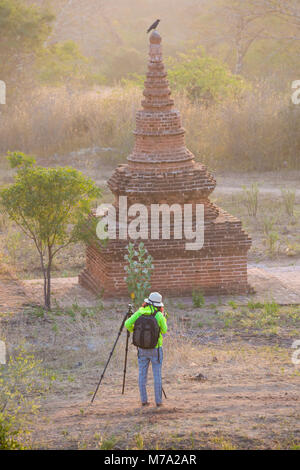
[
  {"xmin": 149, "ymin": 303, "xmax": 159, "ymax": 316},
  {"xmin": 149, "ymin": 304, "xmax": 160, "ymax": 355}
]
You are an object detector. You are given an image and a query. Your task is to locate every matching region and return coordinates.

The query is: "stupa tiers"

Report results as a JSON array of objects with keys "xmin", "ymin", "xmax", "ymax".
[{"xmin": 79, "ymin": 31, "xmax": 252, "ymax": 297}]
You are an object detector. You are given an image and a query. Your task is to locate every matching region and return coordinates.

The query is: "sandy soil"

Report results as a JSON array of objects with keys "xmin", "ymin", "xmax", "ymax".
[
  {"xmin": 20, "ymin": 260, "xmax": 300, "ymax": 309},
  {"xmin": 0, "ymin": 167, "xmax": 299, "ymax": 450},
  {"xmin": 215, "ymin": 171, "xmax": 300, "ymax": 197},
  {"xmin": 30, "ymin": 348, "xmax": 300, "ymax": 450},
  {"xmin": 1, "ymin": 267, "xmax": 299, "ymax": 450}
]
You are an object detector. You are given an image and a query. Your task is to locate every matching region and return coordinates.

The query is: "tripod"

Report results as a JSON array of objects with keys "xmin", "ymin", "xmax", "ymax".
[
  {"xmin": 91, "ymin": 304, "xmax": 133, "ymax": 404},
  {"xmin": 91, "ymin": 303, "xmax": 167, "ymax": 404}
]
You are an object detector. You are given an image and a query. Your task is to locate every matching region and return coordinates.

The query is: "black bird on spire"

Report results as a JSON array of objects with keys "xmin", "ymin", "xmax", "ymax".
[{"xmin": 147, "ymin": 19, "xmax": 160, "ymax": 33}]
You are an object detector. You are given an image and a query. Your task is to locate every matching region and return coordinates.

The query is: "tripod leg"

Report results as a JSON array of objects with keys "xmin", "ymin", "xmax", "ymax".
[
  {"xmin": 162, "ymin": 386, "xmax": 167, "ymax": 399},
  {"xmin": 91, "ymin": 313, "xmax": 126, "ymax": 404},
  {"xmin": 122, "ymin": 330, "xmax": 130, "ymax": 394}
]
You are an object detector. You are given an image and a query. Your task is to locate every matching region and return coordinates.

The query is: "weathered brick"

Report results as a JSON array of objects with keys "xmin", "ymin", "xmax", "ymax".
[{"xmin": 79, "ymin": 31, "xmax": 252, "ymax": 297}]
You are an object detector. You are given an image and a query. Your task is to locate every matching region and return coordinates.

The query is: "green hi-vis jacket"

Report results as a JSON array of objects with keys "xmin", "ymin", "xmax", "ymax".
[{"xmin": 125, "ymin": 305, "xmax": 168, "ymax": 348}]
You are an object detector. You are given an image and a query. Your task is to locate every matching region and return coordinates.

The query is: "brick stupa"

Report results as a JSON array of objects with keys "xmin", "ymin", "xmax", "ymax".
[{"xmin": 79, "ymin": 31, "xmax": 252, "ymax": 297}]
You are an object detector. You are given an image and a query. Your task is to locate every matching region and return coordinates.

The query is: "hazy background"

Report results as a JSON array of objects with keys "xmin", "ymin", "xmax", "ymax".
[{"xmin": 1, "ymin": 0, "xmax": 300, "ymax": 171}]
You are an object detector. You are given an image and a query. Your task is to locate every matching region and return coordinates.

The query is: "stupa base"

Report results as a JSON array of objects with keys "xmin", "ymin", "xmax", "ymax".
[{"xmin": 79, "ymin": 246, "xmax": 252, "ymax": 298}]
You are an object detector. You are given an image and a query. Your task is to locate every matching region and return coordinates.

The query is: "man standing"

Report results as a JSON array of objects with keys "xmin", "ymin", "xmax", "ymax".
[{"xmin": 125, "ymin": 292, "xmax": 167, "ymax": 407}]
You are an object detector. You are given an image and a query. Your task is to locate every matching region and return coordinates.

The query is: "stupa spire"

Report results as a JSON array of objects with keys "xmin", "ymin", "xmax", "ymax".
[
  {"xmin": 79, "ymin": 32, "xmax": 252, "ymax": 298},
  {"xmin": 142, "ymin": 31, "xmax": 173, "ymax": 111},
  {"xmin": 128, "ymin": 30, "xmax": 193, "ymax": 166}
]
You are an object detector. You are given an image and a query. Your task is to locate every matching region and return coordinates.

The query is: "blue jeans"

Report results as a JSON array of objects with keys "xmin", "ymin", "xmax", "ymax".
[{"xmin": 138, "ymin": 347, "xmax": 163, "ymax": 405}]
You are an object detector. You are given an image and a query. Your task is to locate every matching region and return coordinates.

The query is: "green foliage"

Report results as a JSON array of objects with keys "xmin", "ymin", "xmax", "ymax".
[
  {"xmin": 192, "ymin": 289, "xmax": 205, "ymax": 308},
  {"xmin": 1, "ymin": 153, "xmax": 101, "ymax": 248},
  {"xmin": 289, "ymin": 443, "xmax": 300, "ymax": 450},
  {"xmin": 6, "ymin": 151, "xmax": 36, "ymax": 169},
  {"xmin": 0, "ymin": 152, "xmax": 101, "ymax": 309},
  {"xmin": 0, "ymin": 415, "xmax": 24, "ymax": 449},
  {"xmin": 48, "ymin": 299, "xmax": 103, "ymax": 321},
  {"xmin": 0, "ymin": 344, "xmax": 54, "ymax": 449},
  {"xmin": 218, "ymin": 301, "xmax": 298, "ymax": 335},
  {"xmin": 211, "ymin": 434, "xmax": 236, "ymax": 450},
  {"xmin": 247, "ymin": 300, "xmax": 264, "ymax": 310},
  {"xmin": 228, "ymin": 300, "xmax": 238, "ymax": 310},
  {"xmin": 135, "ymin": 432, "xmax": 144, "ymax": 450},
  {"xmin": 167, "ymin": 48, "xmax": 248, "ymax": 102},
  {"xmin": 0, "ymin": 0, "xmax": 54, "ymax": 54},
  {"xmin": 0, "ymin": 0, "xmax": 54, "ymax": 83},
  {"xmin": 124, "ymin": 242, "xmax": 153, "ymax": 308},
  {"xmin": 37, "ymin": 41, "xmax": 91, "ymax": 86},
  {"xmin": 98, "ymin": 434, "xmax": 118, "ymax": 450}
]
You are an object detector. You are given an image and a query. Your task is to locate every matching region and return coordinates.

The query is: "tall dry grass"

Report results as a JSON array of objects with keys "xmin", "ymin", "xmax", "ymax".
[
  {"xmin": 0, "ymin": 86, "xmax": 139, "ymax": 163},
  {"xmin": 182, "ymin": 84, "xmax": 300, "ymax": 171},
  {"xmin": 1, "ymin": 83, "xmax": 299, "ymax": 171}
]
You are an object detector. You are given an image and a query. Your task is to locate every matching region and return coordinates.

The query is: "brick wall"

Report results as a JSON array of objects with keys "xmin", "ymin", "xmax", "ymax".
[{"xmin": 79, "ymin": 30, "xmax": 252, "ymax": 298}]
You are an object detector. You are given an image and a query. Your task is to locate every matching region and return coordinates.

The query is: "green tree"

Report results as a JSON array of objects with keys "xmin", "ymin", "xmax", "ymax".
[
  {"xmin": 0, "ymin": 152, "xmax": 101, "ymax": 310},
  {"xmin": 167, "ymin": 48, "xmax": 248, "ymax": 103},
  {"xmin": 0, "ymin": 0, "xmax": 54, "ymax": 85},
  {"xmin": 36, "ymin": 40, "xmax": 91, "ymax": 86},
  {"xmin": 193, "ymin": 0, "xmax": 300, "ymax": 78}
]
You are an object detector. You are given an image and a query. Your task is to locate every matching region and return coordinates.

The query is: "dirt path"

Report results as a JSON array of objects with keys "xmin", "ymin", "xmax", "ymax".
[
  {"xmin": 21, "ymin": 262, "xmax": 300, "ymax": 307},
  {"xmin": 215, "ymin": 171, "xmax": 300, "ymax": 197},
  {"xmin": 1, "ymin": 264, "xmax": 300, "ymax": 449},
  {"xmin": 1, "ymin": 260, "xmax": 300, "ymax": 313},
  {"xmin": 32, "ymin": 344, "xmax": 300, "ymax": 450},
  {"xmin": 45, "ymin": 159, "xmax": 300, "ymax": 195},
  {"xmin": 0, "ymin": 266, "xmax": 32, "ymax": 313}
]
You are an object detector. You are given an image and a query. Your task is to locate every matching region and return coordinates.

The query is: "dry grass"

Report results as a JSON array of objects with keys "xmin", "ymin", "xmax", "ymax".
[
  {"xmin": 1, "ymin": 183, "xmax": 298, "ymax": 280},
  {"xmin": 1, "ymin": 297, "xmax": 299, "ymax": 450},
  {"xmin": 0, "ymin": 86, "xmax": 139, "ymax": 164},
  {"xmin": 1, "ymin": 83, "xmax": 300, "ymax": 172}
]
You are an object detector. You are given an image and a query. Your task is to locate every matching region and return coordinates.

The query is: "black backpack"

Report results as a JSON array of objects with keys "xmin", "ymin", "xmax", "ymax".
[{"xmin": 132, "ymin": 310, "xmax": 160, "ymax": 349}]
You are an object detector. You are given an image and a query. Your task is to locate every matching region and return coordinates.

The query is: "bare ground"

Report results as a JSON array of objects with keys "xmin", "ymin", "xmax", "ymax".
[
  {"xmin": 0, "ymin": 170, "xmax": 299, "ymax": 449},
  {"xmin": 1, "ymin": 266, "xmax": 299, "ymax": 450},
  {"xmin": 20, "ymin": 261, "xmax": 300, "ymax": 308},
  {"xmin": 30, "ymin": 351, "xmax": 300, "ymax": 450}
]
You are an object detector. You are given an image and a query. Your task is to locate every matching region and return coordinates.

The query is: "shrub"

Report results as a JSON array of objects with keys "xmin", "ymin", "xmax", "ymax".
[
  {"xmin": 192, "ymin": 289, "xmax": 205, "ymax": 308},
  {"xmin": 0, "ymin": 344, "xmax": 54, "ymax": 449},
  {"xmin": 124, "ymin": 242, "xmax": 154, "ymax": 308},
  {"xmin": 167, "ymin": 48, "xmax": 248, "ymax": 103}
]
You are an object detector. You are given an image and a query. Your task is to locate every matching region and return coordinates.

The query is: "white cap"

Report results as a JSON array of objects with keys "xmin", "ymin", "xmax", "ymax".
[{"xmin": 144, "ymin": 292, "xmax": 164, "ymax": 307}]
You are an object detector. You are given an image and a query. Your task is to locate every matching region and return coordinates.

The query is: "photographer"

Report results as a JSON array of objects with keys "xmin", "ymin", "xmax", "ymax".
[{"xmin": 125, "ymin": 292, "xmax": 168, "ymax": 407}]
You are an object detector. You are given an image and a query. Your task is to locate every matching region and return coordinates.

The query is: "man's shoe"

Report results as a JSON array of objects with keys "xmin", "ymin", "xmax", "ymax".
[
  {"xmin": 156, "ymin": 403, "xmax": 163, "ymax": 407},
  {"xmin": 142, "ymin": 402, "xmax": 150, "ymax": 407}
]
